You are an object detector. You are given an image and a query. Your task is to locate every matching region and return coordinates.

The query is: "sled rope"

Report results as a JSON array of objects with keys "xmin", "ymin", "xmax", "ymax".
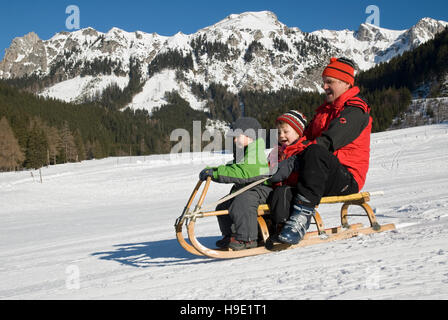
[{"xmin": 189, "ymin": 177, "xmax": 270, "ymax": 218}]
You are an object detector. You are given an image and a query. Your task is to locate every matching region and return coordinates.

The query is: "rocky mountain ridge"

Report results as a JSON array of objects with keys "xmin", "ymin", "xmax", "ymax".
[{"xmin": 1, "ymin": 11, "xmax": 447, "ymax": 112}]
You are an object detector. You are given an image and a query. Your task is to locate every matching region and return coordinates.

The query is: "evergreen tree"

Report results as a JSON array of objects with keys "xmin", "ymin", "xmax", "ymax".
[
  {"xmin": 59, "ymin": 121, "xmax": 78, "ymax": 163},
  {"xmin": 0, "ymin": 117, "xmax": 25, "ymax": 171},
  {"xmin": 74, "ymin": 129, "xmax": 86, "ymax": 162},
  {"xmin": 45, "ymin": 125, "xmax": 62, "ymax": 165},
  {"xmin": 24, "ymin": 126, "xmax": 48, "ymax": 169}
]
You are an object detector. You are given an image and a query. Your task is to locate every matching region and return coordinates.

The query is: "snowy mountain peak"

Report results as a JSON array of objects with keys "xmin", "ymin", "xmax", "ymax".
[
  {"xmin": 80, "ymin": 27, "xmax": 101, "ymax": 38},
  {"xmin": 107, "ymin": 26, "xmax": 125, "ymax": 33},
  {"xmin": 407, "ymin": 17, "xmax": 448, "ymax": 47},
  {"xmin": 204, "ymin": 11, "xmax": 285, "ymax": 32},
  {"xmin": 414, "ymin": 17, "xmax": 448, "ymax": 29},
  {"xmin": 0, "ymin": 31, "xmax": 46, "ymax": 79},
  {"xmin": 356, "ymin": 23, "xmax": 406, "ymax": 42},
  {"xmin": 163, "ymin": 31, "xmax": 191, "ymax": 51}
]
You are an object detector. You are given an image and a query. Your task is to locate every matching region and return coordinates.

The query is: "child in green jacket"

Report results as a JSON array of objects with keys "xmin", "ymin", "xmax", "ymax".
[{"xmin": 199, "ymin": 117, "xmax": 271, "ymax": 251}]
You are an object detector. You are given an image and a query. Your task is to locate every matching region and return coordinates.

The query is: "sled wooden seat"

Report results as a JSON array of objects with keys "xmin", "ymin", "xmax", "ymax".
[
  {"xmin": 175, "ymin": 178, "xmax": 395, "ymax": 259},
  {"xmin": 254, "ymin": 191, "xmax": 385, "ymax": 243}
]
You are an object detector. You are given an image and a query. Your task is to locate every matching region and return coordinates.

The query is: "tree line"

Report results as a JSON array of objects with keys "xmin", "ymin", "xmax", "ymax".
[
  {"xmin": 0, "ymin": 80, "xmax": 212, "ymax": 171},
  {"xmin": 0, "ymin": 78, "xmax": 414, "ymax": 172}
]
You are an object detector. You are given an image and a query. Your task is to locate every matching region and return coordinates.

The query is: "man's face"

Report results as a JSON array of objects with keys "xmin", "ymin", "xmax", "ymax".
[{"xmin": 322, "ymin": 76, "xmax": 351, "ymax": 103}]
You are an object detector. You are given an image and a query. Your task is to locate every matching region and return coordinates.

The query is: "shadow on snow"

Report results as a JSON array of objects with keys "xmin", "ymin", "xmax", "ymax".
[{"xmin": 91, "ymin": 236, "xmax": 221, "ymax": 267}]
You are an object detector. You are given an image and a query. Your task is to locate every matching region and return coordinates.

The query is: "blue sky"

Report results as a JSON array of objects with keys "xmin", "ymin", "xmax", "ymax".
[{"xmin": 1, "ymin": 0, "xmax": 448, "ymax": 60}]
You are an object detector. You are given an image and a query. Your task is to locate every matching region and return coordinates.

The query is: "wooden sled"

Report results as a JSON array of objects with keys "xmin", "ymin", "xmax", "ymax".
[{"xmin": 175, "ymin": 178, "xmax": 395, "ymax": 259}]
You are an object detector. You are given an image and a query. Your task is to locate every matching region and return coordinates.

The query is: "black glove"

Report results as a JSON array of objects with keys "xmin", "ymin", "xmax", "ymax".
[
  {"xmin": 199, "ymin": 168, "xmax": 214, "ymax": 181},
  {"xmin": 269, "ymin": 155, "xmax": 299, "ymax": 184}
]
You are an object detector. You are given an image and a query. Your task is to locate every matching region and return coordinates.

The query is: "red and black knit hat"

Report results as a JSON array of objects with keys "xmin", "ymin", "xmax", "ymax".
[
  {"xmin": 322, "ymin": 57, "xmax": 355, "ymax": 86},
  {"xmin": 276, "ymin": 110, "xmax": 307, "ymax": 136}
]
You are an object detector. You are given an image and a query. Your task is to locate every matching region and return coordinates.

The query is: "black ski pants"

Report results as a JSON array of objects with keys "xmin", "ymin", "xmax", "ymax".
[
  {"xmin": 269, "ymin": 144, "xmax": 359, "ymax": 223},
  {"xmin": 216, "ymin": 184, "xmax": 272, "ymax": 242},
  {"xmin": 295, "ymin": 144, "xmax": 359, "ymax": 206}
]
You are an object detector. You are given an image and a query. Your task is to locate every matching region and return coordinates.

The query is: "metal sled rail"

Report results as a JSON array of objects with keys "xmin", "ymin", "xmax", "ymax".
[{"xmin": 174, "ymin": 178, "xmax": 395, "ymax": 259}]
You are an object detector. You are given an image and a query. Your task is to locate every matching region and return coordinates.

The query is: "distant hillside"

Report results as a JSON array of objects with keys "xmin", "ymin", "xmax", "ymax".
[
  {"xmin": 357, "ymin": 27, "xmax": 448, "ymax": 129},
  {"xmin": 0, "ymin": 81, "xmax": 207, "ymax": 171},
  {"xmin": 357, "ymin": 27, "xmax": 448, "ymax": 97}
]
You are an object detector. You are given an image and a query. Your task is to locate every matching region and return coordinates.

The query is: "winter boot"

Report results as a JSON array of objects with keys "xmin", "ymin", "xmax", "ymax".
[
  {"xmin": 215, "ymin": 235, "xmax": 232, "ymax": 248},
  {"xmin": 277, "ymin": 198, "xmax": 315, "ymax": 245},
  {"xmin": 265, "ymin": 223, "xmax": 284, "ymax": 250},
  {"xmin": 228, "ymin": 237, "xmax": 258, "ymax": 251}
]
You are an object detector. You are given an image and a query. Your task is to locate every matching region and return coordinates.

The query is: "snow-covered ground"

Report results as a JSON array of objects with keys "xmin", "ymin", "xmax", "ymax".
[{"xmin": 1, "ymin": 124, "xmax": 448, "ymax": 300}]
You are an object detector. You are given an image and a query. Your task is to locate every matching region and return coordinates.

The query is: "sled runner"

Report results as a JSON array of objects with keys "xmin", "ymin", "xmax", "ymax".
[{"xmin": 175, "ymin": 177, "xmax": 395, "ymax": 259}]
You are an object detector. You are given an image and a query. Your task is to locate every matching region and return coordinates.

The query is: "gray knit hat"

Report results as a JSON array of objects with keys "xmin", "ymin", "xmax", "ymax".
[{"xmin": 226, "ymin": 117, "xmax": 261, "ymax": 140}]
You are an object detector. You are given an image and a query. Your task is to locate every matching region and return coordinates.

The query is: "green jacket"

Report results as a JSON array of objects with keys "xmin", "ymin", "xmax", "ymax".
[{"xmin": 210, "ymin": 138, "xmax": 270, "ymax": 187}]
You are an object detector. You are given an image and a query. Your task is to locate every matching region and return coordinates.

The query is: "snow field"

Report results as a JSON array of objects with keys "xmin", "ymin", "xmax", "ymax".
[{"xmin": 0, "ymin": 124, "xmax": 448, "ymax": 299}]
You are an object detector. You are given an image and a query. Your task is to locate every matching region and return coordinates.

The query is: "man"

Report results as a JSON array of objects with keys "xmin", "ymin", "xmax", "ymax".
[{"xmin": 270, "ymin": 57, "xmax": 372, "ymax": 245}]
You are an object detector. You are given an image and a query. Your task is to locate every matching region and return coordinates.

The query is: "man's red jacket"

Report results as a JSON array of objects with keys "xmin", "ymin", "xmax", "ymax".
[
  {"xmin": 303, "ymin": 86, "xmax": 372, "ymax": 191},
  {"xmin": 269, "ymin": 86, "xmax": 372, "ymax": 191}
]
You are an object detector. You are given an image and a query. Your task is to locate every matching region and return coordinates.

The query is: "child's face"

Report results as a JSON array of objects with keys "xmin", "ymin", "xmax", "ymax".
[
  {"xmin": 234, "ymin": 134, "xmax": 253, "ymax": 148},
  {"xmin": 277, "ymin": 122, "xmax": 300, "ymax": 146}
]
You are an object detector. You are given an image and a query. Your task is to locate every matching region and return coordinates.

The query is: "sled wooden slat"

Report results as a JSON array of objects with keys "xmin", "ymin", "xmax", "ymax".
[
  {"xmin": 175, "ymin": 180, "xmax": 206, "ymax": 256},
  {"xmin": 256, "ymin": 191, "xmax": 375, "ymax": 212},
  {"xmin": 174, "ymin": 179, "xmax": 395, "ymax": 259},
  {"xmin": 176, "ymin": 224, "xmax": 203, "ymax": 256},
  {"xmin": 187, "ymin": 222, "xmax": 395, "ymax": 259}
]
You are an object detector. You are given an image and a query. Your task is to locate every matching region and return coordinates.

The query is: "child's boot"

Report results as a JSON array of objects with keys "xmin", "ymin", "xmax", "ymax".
[
  {"xmin": 228, "ymin": 237, "xmax": 258, "ymax": 251},
  {"xmin": 215, "ymin": 235, "xmax": 231, "ymax": 248}
]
